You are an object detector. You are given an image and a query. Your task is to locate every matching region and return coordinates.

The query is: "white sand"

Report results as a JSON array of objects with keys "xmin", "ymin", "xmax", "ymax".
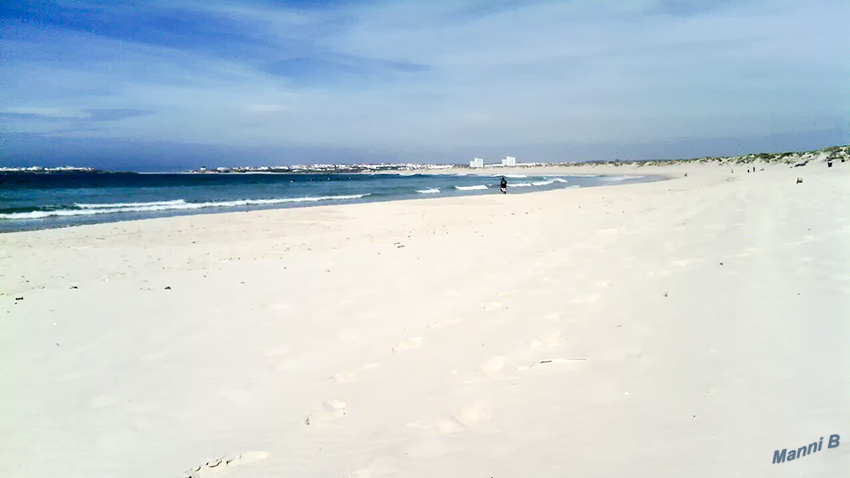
[{"xmin": 1, "ymin": 163, "xmax": 848, "ymax": 477}]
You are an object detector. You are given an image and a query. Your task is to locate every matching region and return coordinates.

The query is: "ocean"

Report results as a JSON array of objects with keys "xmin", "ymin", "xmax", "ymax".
[{"xmin": 0, "ymin": 171, "xmax": 656, "ymax": 232}]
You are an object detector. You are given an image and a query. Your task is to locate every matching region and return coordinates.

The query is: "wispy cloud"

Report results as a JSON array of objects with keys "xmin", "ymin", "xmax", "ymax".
[
  {"xmin": 1, "ymin": 0, "xmax": 848, "ymax": 167},
  {"xmin": 85, "ymin": 108, "xmax": 154, "ymax": 121}
]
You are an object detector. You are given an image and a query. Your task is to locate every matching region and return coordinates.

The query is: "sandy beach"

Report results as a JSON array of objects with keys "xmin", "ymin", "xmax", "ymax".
[{"xmin": 1, "ymin": 163, "xmax": 848, "ymax": 477}]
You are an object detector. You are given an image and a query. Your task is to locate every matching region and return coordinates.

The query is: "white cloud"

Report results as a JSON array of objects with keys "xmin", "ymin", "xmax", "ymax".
[
  {"xmin": 0, "ymin": 107, "xmax": 88, "ymax": 118},
  {"xmin": 2, "ymin": 0, "xmax": 849, "ymax": 163}
]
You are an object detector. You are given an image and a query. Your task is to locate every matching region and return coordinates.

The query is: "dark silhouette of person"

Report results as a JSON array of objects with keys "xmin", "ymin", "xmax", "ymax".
[{"xmin": 500, "ymin": 177, "xmax": 507, "ymax": 194}]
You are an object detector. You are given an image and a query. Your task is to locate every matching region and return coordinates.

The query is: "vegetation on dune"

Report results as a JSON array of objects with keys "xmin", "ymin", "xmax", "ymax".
[{"xmin": 553, "ymin": 145, "xmax": 850, "ymax": 167}]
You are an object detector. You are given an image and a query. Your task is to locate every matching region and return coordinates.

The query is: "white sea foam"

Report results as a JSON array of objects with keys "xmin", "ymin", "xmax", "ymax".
[
  {"xmin": 75, "ymin": 200, "xmax": 188, "ymax": 209},
  {"xmin": 416, "ymin": 188, "xmax": 440, "ymax": 194},
  {"xmin": 455, "ymin": 184, "xmax": 489, "ymax": 191},
  {"xmin": 530, "ymin": 178, "xmax": 569, "ymax": 186},
  {"xmin": 512, "ymin": 182, "xmax": 534, "ymax": 187},
  {"xmin": 1, "ymin": 194, "xmax": 370, "ymax": 220},
  {"xmin": 505, "ymin": 174, "xmax": 528, "ymax": 178}
]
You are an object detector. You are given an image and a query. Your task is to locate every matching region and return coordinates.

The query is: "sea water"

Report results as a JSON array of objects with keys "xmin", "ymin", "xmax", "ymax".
[{"xmin": 0, "ymin": 171, "xmax": 656, "ymax": 232}]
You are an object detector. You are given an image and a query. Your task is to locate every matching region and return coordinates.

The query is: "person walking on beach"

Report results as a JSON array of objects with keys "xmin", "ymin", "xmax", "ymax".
[{"xmin": 500, "ymin": 176, "xmax": 508, "ymax": 194}]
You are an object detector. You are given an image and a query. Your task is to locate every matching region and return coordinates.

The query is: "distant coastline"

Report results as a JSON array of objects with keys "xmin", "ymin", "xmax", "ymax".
[
  {"xmin": 4, "ymin": 144, "xmax": 847, "ymax": 175},
  {"xmin": 0, "ymin": 166, "xmax": 103, "ymax": 173}
]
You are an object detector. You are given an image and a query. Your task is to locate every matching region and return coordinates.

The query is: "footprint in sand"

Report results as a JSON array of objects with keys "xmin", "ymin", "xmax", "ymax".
[
  {"xmin": 530, "ymin": 331, "xmax": 564, "ymax": 350},
  {"xmin": 517, "ymin": 357, "xmax": 587, "ymax": 371},
  {"xmin": 343, "ymin": 470, "xmax": 372, "ymax": 478},
  {"xmin": 332, "ymin": 363, "xmax": 379, "ymax": 383},
  {"xmin": 184, "ymin": 451, "xmax": 269, "ymax": 478},
  {"xmin": 479, "ymin": 355, "xmax": 507, "ymax": 378},
  {"xmin": 262, "ymin": 346, "xmax": 290, "ymax": 357},
  {"xmin": 392, "ymin": 337, "xmax": 423, "ymax": 352},
  {"xmin": 569, "ymin": 293, "xmax": 601, "ymax": 304},
  {"xmin": 407, "ymin": 402, "xmax": 491, "ymax": 434},
  {"xmin": 785, "ymin": 235, "xmax": 817, "ymax": 246},
  {"xmin": 427, "ymin": 402, "xmax": 491, "ymax": 434},
  {"xmin": 343, "ymin": 457, "xmax": 402, "ymax": 477},
  {"xmin": 673, "ymin": 258, "xmax": 702, "ymax": 267},
  {"xmin": 427, "ymin": 318, "xmax": 461, "ymax": 329},
  {"xmin": 305, "ymin": 400, "xmax": 347, "ymax": 425}
]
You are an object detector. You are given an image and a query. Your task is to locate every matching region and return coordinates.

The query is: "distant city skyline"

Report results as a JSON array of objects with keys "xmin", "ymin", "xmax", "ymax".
[{"xmin": 2, "ymin": 0, "xmax": 849, "ymax": 171}]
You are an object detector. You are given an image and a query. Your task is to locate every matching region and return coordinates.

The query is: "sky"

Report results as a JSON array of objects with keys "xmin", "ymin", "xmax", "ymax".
[{"xmin": 1, "ymin": 0, "xmax": 849, "ymax": 170}]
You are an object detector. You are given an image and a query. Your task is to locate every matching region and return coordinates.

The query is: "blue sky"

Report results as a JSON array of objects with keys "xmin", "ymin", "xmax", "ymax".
[{"xmin": 1, "ymin": 0, "xmax": 849, "ymax": 169}]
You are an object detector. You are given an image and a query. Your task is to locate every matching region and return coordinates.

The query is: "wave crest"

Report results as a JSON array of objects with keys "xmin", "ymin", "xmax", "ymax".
[
  {"xmin": 522, "ymin": 178, "xmax": 566, "ymax": 186},
  {"xmin": 1, "ymin": 195, "xmax": 370, "ymax": 220},
  {"xmin": 75, "ymin": 200, "xmax": 188, "ymax": 209}
]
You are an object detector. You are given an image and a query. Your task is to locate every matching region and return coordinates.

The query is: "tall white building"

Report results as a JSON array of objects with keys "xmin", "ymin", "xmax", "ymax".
[
  {"xmin": 501, "ymin": 156, "xmax": 517, "ymax": 167},
  {"xmin": 469, "ymin": 157, "xmax": 484, "ymax": 168}
]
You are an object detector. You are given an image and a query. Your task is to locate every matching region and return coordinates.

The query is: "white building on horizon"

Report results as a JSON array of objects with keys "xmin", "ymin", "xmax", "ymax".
[
  {"xmin": 501, "ymin": 156, "xmax": 517, "ymax": 167},
  {"xmin": 469, "ymin": 157, "xmax": 484, "ymax": 168}
]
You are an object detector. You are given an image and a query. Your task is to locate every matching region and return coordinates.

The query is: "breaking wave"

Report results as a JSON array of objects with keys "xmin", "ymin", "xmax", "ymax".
[
  {"xmin": 416, "ymin": 188, "xmax": 440, "ymax": 194},
  {"xmin": 75, "ymin": 200, "xmax": 189, "ymax": 209},
  {"xmin": 455, "ymin": 184, "xmax": 489, "ymax": 191},
  {"xmin": 1, "ymin": 195, "xmax": 370, "ymax": 220},
  {"xmin": 530, "ymin": 178, "xmax": 568, "ymax": 186}
]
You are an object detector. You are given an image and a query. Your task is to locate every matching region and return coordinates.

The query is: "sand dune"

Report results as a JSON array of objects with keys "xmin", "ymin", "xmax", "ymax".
[{"xmin": 1, "ymin": 163, "xmax": 848, "ymax": 477}]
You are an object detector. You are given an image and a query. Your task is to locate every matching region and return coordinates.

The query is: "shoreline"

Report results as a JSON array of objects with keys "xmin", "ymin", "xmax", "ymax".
[
  {"xmin": 0, "ymin": 171, "xmax": 661, "ymax": 234},
  {"xmin": 2, "ymin": 162, "xmax": 848, "ymax": 477}
]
